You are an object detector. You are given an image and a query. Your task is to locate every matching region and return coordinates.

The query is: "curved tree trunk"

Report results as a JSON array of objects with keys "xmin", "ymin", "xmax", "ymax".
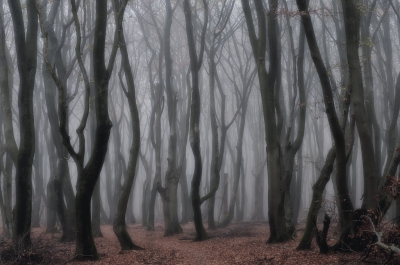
[
  {"xmin": 39, "ymin": 0, "xmax": 125, "ymax": 259},
  {"xmin": 297, "ymin": 148, "xmax": 335, "ymax": 249},
  {"xmin": 241, "ymin": 0, "xmax": 289, "ymax": 243},
  {"xmin": 296, "ymin": 0, "xmax": 354, "ymax": 249},
  {"xmin": 342, "ymin": 0, "xmax": 377, "ymax": 210},
  {"xmin": 183, "ymin": 0, "xmax": 209, "ymax": 241},
  {"xmin": 113, "ymin": 11, "xmax": 143, "ymax": 248}
]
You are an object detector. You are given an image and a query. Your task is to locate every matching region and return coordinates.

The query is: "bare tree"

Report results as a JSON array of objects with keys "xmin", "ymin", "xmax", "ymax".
[
  {"xmin": 39, "ymin": 0, "xmax": 126, "ymax": 259},
  {"xmin": 112, "ymin": 0, "xmax": 143, "ymax": 251},
  {"xmin": 183, "ymin": 0, "xmax": 209, "ymax": 241},
  {"xmin": 7, "ymin": 0, "xmax": 39, "ymax": 247},
  {"xmin": 241, "ymin": 0, "xmax": 289, "ymax": 243}
]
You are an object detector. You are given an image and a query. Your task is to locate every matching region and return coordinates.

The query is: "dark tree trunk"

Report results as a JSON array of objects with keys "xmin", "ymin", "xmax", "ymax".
[
  {"xmin": 296, "ymin": 0, "xmax": 354, "ymax": 249},
  {"xmin": 183, "ymin": 0, "xmax": 209, "ymax": 241},
  {"xmin": 241, "ymin": 0, "xmax": 289, "ymax": 243},
  {"xmin": 40, "ymin": 0, "xmax": 124, "ymax": 259},
  {"xmin": 92, "ymin": 180, "xmax": 103, "ymax": 237},
  {"xmin": 44, "ymin": 134, "xmax": 57, "ymax": 233},
  {"xmin": 342, "ymin": 0, "xmax": 377, "ymax": 210},
  {"xmin": 8, "ymin": 0, "xmax": 39, "ymax": 247},
  {"xmin": 112, "ymin": 0, "xmax": 142, "ymax": 250},
  {"xmin": 297, "ymin": 148, "xmax": 335, "ymax": 250}
]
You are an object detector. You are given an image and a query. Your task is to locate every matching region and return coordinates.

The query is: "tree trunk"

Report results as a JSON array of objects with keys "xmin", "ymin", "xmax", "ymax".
[
  {"xmin": 296, "ymin": 0, "xmax": 354, "ymax": 249},
  {"xmin": 297, "ymin": 148, "xmax": 335, "ymax": 250},
  {"xmin": 92, "ymin": 180, "xmax": 103, "ymax": 237},
  {"xmin": 241, "ymin": 0, "xmax": 289, "ymax": 243},
  {"xmin": 283, "ymin": 24, "xmax": 306, "ymax": 236},
  {"xmin": 183, "ymin": 0, "xmax": 209, "ymax": 241},
  {"xmin": 8, "ymin": 0, "xmax": 38, "ymax": 247},
  {"xmin": 219, "ymin": 100, "xmax": 248, "ymax": 227},
  {"xmin": 162, "ymin": 0, "xmax": 182, "ymax": 236},
  {"xmin": 39, "ymin": 0, "xmax": 76, "ymax": 240},
  {"xmin": 112, "ymin": 0, "xmax": 142, "ymax": 249},
  {"xmin": 342, "ymin": 0, "xmax": 377, "ymax": 210}
]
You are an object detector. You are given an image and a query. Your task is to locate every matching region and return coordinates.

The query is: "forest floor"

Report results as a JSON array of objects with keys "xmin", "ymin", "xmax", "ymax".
[{"xmin": 0, "ymin": 220, "xmax": 391, "ymax": 264}]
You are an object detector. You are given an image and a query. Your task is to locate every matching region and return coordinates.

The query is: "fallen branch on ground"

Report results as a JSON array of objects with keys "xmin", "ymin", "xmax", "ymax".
[{"xmin": 361, "ymin": 215, "xmax": 400, "ymax": 264}]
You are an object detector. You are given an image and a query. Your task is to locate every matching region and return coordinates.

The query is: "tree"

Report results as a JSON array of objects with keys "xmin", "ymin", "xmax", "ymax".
[
  {"xmin": 296, "ymin": 0, "xmax": 354, "ymax": 249},
  {"xmin": 241, "ymin": 0, "xmax": 289, "ymax": 243},
  {"xmin": 158, "ymin": 0, "xmax": 183, "ymax": 236},
  {"xmin": 7, "ymin": 0, "xmax": 39, "ymax": 247},
  {"xmin": 183, "ymin": 0, "xmax": 209, "ymax": 241},
  {"xmin": 202, "ymin": 0, "xmax": 236, "ymax": 230},
  {"xmin": 39, "ymin": 0, "xmax": 77, "ymax": 242},
  {"xmin": 0, "ymin": 0, "xmax": 16, "ymax": 239},
  {"xmin": 39, "ymin": 0, "xmax": 126, "ymax": 259},
  {"xmin": 342, "ymin": 0, "xmax": 377, "ymax": 210},
  {"xmin": 113, "ymin": 0, "xmax": 143, "ymax": 251}
]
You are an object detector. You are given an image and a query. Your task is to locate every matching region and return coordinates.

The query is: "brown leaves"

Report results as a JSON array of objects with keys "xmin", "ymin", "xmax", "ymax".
[
  {"xmin": 385, "ymin": 175, "xmax": 400, "ymax": 200},
  {"xmin": 8, "ymin": 222, "xmax": 365, "ymax": 265}
]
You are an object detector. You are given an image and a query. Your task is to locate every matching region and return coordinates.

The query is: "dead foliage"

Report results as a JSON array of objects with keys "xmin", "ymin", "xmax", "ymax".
[
  {"xmin": 0, "ymin": 233, "xmax": 65, "ymax": 264},
  {"xmin": 0, "ymin": 221, "xmax": 369, "ymax": 264}
]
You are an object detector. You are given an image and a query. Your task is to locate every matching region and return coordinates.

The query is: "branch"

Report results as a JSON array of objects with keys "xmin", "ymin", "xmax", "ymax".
[{"xmin": 361, "ymin": 215, "xmax": 400, "ymax": 263}]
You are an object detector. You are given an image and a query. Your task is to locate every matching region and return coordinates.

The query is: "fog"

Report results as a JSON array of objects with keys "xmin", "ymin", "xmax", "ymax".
[{"xmin": 0, "ymin": 0, "xmax": 399, "ymax": 259}]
